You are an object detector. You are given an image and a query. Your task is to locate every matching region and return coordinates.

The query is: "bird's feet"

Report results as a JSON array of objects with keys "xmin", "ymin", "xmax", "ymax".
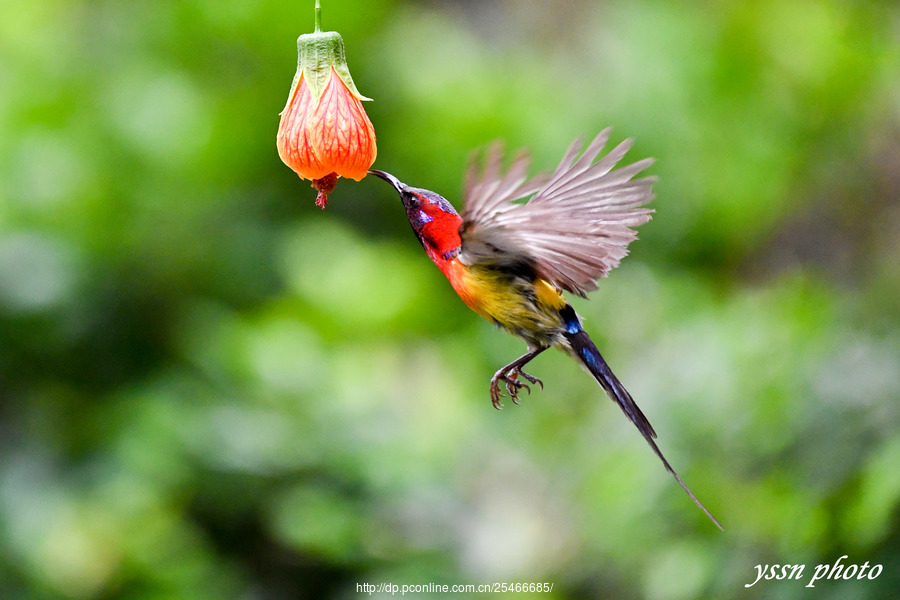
[{"xmin": 490, "ymin": 366, "xmax": 543, "ymax": 409}]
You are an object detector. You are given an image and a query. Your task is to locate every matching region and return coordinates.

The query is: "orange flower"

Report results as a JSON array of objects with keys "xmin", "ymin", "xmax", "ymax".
[
  {"xmin": 276, "ymin": 6, "xmax": 376, "ymax": 208},
  {"xmin": 277, "ymin": 69, "xmax": 376, "ymax": 182}
]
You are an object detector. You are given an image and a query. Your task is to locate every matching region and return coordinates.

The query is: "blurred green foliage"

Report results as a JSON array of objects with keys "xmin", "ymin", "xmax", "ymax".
[{"xmin": 1, "ymin": 1, "xmax": 899, "ymax": 599}]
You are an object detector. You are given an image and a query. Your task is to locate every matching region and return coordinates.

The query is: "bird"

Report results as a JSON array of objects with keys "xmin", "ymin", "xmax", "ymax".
[{"xmin": 368, "ymin": 129, "xmax": 722, "ymax": 529}]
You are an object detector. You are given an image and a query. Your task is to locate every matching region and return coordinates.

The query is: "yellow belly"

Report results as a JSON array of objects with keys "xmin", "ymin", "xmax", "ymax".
[{"xmin": 444, "ymin": 259, "xmax": 567, "ymax": 335}]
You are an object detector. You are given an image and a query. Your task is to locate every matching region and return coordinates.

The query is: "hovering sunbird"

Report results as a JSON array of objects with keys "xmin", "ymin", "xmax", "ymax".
[{"xmin": 370, "ymin": 130, "xmax": 721, "ymax": 529}]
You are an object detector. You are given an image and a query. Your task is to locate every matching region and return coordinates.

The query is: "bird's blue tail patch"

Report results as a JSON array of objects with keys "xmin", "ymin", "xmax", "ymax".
[
  {"xmin": 581, "ymin": 345, "xmax": 601, "ymax": 370},
  {"xmin": 560, "ymin": 305, "xmax": 582, "ymax": 335}
]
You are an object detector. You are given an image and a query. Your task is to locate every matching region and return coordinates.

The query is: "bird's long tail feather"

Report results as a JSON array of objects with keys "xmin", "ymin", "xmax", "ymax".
[{"xmin": 565, "ymin": 328, "xmax": 723, "ymax": 530}]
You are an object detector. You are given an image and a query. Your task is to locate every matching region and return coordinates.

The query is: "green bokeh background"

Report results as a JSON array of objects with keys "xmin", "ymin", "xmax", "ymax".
[{"xmin": 2, "ymin": 1, "xmax": 899, "ymax": 598}]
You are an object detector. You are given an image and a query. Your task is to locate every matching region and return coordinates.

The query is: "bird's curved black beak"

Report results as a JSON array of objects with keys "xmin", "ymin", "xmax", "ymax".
[{"xmin": 368, "ymin": 169, "xmax": 407, "ymax": 194}]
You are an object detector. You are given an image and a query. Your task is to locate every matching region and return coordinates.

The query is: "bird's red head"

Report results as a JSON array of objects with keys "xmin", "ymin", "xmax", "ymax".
[{"xmin": 369, "ymin": 170, "xmax": 463, "ymax": 265}]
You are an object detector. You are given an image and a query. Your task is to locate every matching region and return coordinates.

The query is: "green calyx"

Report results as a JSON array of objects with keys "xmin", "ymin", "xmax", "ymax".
[{"xmin": 293, "ymin": 30, "xmax": 371, "ymax": 103}]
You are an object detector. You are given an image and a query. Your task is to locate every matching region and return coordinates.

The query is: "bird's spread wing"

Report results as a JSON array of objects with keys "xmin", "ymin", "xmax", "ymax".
[{"xmin": 459, "ymin": 129, "xmax": 655, "ymax": 297}]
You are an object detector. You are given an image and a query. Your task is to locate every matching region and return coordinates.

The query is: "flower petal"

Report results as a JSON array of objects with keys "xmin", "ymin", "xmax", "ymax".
[
  {"xmin": 277, "ymin": 74, "xmax": 332, "ymax": 180},
  {"xmin": 307, "ymin": 69, "xmax": 376, "ymax": 181}
]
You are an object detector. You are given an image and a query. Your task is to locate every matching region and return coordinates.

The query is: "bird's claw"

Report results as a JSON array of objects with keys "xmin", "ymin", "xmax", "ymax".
[
  {"xmin": 517, "ymin": 369, "xmax": 544, "ymax": 390},
  {"xmin": 505, "ymin": 376, "xmax": 530, "ymax": 405},
  {"xmin": 490, "ymin": 367, "xmax": 543, "ymax": 410}
]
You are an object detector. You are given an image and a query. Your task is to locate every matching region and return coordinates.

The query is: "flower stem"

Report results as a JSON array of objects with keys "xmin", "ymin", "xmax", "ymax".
[{"xmin": 314, "ymin": 0, "xmax": 321, "ymax": 32}]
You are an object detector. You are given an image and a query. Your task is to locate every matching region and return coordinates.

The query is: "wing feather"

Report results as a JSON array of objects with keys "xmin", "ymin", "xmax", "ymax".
[
  {"xmin": 463, "ymin": 145, "xmax": 549, "ymax": 224},
  {"xmin": 459, "ymin": 130, "xmax": 654, "ymax": 297}
]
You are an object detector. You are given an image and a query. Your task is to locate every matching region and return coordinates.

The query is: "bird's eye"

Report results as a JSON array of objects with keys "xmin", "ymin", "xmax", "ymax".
[{"xmin": 405, "ymin": 193, "xmax": 419, "ymax": 208}]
